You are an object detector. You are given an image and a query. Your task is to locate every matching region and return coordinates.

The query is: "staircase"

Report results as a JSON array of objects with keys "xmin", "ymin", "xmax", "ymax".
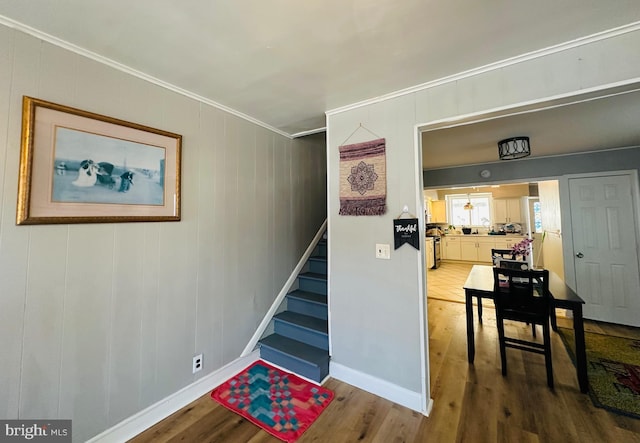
[{"xmin": 259, "ymin": 238, "xmax": 329, "ymax": 383}]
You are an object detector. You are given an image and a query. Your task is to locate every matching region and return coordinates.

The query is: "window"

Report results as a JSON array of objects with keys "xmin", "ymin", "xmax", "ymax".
[
  {"xmin": 533, "ymin": 201, "xmax": 543, "ymax": 233},
  {"xmin": 446, "ymin": 193, "xmax": 491, "ymax": 227}
]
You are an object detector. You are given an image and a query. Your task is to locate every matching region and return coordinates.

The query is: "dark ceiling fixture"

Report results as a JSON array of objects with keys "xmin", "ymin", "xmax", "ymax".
[{"xmin": 498, "ymin": 136, "xmax": 530, "ymax": 160}]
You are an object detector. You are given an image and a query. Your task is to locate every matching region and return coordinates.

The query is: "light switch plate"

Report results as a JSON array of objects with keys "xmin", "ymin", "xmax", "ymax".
[{"xmin": 376, "ymin": 243, "xmax": 390, "ymax": 259}]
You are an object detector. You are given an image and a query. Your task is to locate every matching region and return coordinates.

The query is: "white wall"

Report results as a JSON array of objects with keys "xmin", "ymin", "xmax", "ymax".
[
  {"xmin": 327, "ymin": 26, "xmax": 640, "ymax": 410},
  {"xmin": 0, "ymin": 25, "xmax": 327, "ymax": 441},
  {"xmin": 328, "ymin": 94, "xmax": 426, "ymax": 403}
]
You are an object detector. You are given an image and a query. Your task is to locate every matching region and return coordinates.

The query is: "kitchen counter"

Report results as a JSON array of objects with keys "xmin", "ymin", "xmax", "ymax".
[
  {"xmin": 441, "ymin": 234, "xmax": 526, "ymax": 262},
  {"xmin": 443, "ymin": 233, "xmax": 525, "ymax": 238}
]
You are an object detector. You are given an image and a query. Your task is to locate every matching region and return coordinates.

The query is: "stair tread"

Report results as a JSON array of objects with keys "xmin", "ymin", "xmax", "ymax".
[
  {"xmin": 308, "ymin": 256, "xmax": 327, "ymax": 262},
  {"xmin": 260, "ymin": 334, "xmax": 329, "ymax": 365},
  {"xmin": 299, "ymin": 272, "xmax": 327, "ymax": 281},
  {"xmin": 287, "ymin": 290, "xmax": 327, "ymax": 305},
  {"xmin": 274, "ymin": 311, "xmax": 328, "ymax": 333}
]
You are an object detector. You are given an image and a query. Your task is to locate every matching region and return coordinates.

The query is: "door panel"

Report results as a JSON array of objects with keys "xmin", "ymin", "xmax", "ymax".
[{"xmin": 569, "ymin": 174, "xmax": 640, "ymax": 326}]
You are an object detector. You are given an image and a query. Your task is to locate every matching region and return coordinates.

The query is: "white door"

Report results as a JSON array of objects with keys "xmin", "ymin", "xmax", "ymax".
[{"xmin": 569, "ymin": 174, "xmax": 640, "ymax": 326}]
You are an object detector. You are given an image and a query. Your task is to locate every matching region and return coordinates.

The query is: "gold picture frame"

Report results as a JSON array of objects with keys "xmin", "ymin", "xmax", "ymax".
[{"xmin": 17, "ymin": 96, "xmax": 182, "ymax": 224}]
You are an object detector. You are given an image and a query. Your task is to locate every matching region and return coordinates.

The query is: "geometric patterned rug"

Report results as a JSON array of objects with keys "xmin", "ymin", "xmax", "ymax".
[
  {"xmin": 558, "ymin": 327, "xmax": 640, "ymax": 419},
  {"xmin": 210, "ymin": 360, "xmax": 334, "ymax": 442}
]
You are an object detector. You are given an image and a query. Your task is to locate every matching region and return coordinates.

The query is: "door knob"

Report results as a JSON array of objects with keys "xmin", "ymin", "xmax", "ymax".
[{"xmin": 575, "ymin": 252, "xmax": 584, "ymax": 258}]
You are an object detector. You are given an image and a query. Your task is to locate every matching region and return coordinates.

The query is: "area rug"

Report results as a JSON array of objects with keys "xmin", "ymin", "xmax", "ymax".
[
  {"xmin": 338, "ymin": 138, "xmax": 387, "ymax": 216},
  {"xmin": 558, "ymin": 327, "xmax": 640, "ymax": 419},
  {"xmin": 210, "ymin": 360, "xmax": 334, "ymax": 442}
]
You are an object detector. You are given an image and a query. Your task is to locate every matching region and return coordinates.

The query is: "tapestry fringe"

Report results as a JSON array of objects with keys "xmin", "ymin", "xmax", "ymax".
[{"xmin": 339, "ymin": 205, "xmax": 387, "ymax": 216}]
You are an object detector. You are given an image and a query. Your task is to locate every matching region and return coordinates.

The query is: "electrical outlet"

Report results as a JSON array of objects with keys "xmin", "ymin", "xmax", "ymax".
[
  {"xmin": 192, "ymin": 354, "xmax": 203, "ymax": 374},
  {"xmin": 375, "ymin": 243, "xmax": 390, "ymax": 259}
]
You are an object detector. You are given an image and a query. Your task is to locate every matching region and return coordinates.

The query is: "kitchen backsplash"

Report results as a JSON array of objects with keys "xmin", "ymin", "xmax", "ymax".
[{"xmin": 427, "ymin": 221, "xmax": 525, "ymax": 235}]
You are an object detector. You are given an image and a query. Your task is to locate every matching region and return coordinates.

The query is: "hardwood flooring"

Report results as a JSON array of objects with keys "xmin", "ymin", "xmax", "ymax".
[
  {"xmin": 426, "ymin": 261, "xmax": 474, "ymax": 304},
  {"xmin": 130, "ymin": 262, "xmax": 640, "ymax": 442}
]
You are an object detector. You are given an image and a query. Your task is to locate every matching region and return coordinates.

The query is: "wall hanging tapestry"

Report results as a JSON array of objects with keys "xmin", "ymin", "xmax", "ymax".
[
  {"xmin": 339, "ymin": 138, "xmax": 387, "ymax": 216},
  {"xmin": 211, "ymin": 360, "xmax": 334, "ymax": 443},
  {"xmin": 559, "ymin": 327, "xmax": 640, "ymax": 418}
]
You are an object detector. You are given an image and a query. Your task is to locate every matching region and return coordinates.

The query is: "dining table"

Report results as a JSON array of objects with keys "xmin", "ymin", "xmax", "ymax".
[{"xmin": 463, "ymin": 264, "xmax": 588, "ymax": 393}]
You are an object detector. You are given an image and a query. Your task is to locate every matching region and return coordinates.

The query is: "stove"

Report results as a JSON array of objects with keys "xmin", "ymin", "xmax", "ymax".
[{"xmin": 426, "ymin": 235, "xmax": 441, "ymax": 269}]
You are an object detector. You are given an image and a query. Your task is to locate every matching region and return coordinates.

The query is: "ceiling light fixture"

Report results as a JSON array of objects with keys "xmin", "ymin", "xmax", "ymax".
[
  {"xmin": 498, "ymin": 136, "xmax": 530, "ymax": 160},
  {"xmin": 463, "ymin": 194, "xmax": 473, "ymax": 210}
]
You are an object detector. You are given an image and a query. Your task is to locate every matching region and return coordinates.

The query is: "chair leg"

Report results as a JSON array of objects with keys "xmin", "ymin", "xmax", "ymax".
[
  {"xmin": 532, "ymin": 324, "xmax": 536, "ymax": 338},
  {"xmin": 543, "ymin": 321, "xmax": 554, "ymax": 389},
  {"xmin": 496, "ymin": 315, "xmax": 507, "ymax": 376},
  {"xmin": 477, "ymin": 297, "xmax": 483, "ymax": 324}
]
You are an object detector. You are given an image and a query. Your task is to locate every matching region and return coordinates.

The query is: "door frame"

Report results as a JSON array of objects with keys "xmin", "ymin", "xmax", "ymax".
[{"xmin": 559, "ymin": 169, "xmax": 640, "ymax": 294}]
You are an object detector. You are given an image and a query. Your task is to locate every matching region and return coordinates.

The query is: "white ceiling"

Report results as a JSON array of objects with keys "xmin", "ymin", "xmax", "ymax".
[{"xmin": 1, "ymin": 1, "xmax": 639, "ymax": 138}]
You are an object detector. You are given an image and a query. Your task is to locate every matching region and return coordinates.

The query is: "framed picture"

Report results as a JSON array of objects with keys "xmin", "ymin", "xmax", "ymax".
[{"xmin": 17, "ymin": 96, "xmax": 182, "ymax": 224}]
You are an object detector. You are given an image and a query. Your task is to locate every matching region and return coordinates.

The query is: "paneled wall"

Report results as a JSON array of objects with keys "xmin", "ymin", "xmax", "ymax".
[{"xmin": 0, "ymin": 25, "xmax": 326, "ymax": 441}]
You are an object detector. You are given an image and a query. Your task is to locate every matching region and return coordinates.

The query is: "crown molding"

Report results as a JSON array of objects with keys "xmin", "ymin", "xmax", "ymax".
[
  {"xmin": 326, "ymin": 21, "xmax": 640, "ymax": 117},
  {"xmin": 0, "ymin": 15, "xmax": 293, "ymax": 139},
  {"xmin": 290, "ymin": 127, "xmax": 326, "ymax": 138}
]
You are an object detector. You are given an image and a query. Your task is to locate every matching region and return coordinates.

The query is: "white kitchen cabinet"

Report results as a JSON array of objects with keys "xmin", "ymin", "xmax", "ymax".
[
  {"xmin": 460, "ymin": 237, "xmax": 494, "ymax": 262},
  {"xmin": 493, "ymin": 198, "xmax": 522, "ymax": 223},
  {"xmin": 431, "ymin": 200, "xmax": 446, "ymax": 223},
  {"xmin": 494, "ymin": 238, "xmax": 519, "ymax": 250},
  {"xmin": 477, "ymin": 240, "xmax": 495, "ymax": 262},
  {"xmin": 442, "ymin": 236, "xmax": 460, "ymax": 260}
]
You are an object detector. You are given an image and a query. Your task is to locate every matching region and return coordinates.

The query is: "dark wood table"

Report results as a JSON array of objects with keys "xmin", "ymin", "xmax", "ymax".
[{"xmin": 463, "ymin": 264, "xmax": 588, "ymax": 393}]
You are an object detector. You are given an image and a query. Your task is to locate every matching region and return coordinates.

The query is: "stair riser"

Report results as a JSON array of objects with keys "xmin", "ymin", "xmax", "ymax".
[
  {"xmin": 274, "ymin": 320, "xmax": 329, "ymax": 350},
  {"xmin": 308, "ymin": 259, "xmax": 327, "ymax": 274},
  {"xmin": 298, "ymin": 277, "xmax": 327, "ymax": 295},
  {"xmin": 287, "ymin": 297, "xmax": 328, "ymax": 320},
  {"xmin": 316, "ymin": 243, "xmax": 327, "ymax": 257},
  {"xmin": 260, "ymin": 346, "xmax": 328, "ymax": 383}
]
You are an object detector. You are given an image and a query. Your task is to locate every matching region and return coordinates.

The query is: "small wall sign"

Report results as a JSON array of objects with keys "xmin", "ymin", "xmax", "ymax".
[{"xmin": 393, "ymin": 218, "xmax": 419, "ymax": 250}]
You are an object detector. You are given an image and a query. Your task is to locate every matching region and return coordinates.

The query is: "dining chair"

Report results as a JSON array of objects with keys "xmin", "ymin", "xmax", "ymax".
[
  {"xmin": 476, "ymin": 249, "xmax": 526, "ymax": 324},
  {"xmin": 496, "ymin": 258, "xmax": 529, "ymax": 270},
  {"xmin": 491, "ymin": 248, "xmax": 516, "ymax": 260},
  {"xmin": 492, "ymin": 267, "xmax": 553, "ymax": 388}
]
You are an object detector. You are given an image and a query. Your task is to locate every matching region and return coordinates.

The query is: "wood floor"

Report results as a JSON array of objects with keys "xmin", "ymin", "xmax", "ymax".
[{"xmin": 130, "ymin": 262, "xmax": 640, "ymax": 442}]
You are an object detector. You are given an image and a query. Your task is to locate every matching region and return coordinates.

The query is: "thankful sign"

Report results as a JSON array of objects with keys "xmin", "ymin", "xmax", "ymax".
[{"xmin": 394, "ymin": 218, "xmax": 419, "ymax": 250}]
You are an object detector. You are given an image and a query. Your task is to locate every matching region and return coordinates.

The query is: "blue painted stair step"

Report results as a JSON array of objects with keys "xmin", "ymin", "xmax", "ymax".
[
  {"xmin": 298, "ymin": 272, "xmax": 327, "ymax": 295},
  {"xmin": 258, "ymin": 233, "xmax": 329, "ymax": 383},
  {"xmin": 259, "ymin": 334, "xmax": 329, "ymax": 382},
  {"xmin": 308, "ymin": 257, "xmax": 327, "ymax": 274},
  {"xmin": 273, "ymin": 311, "xmax": 328, "ymax": 350},
  {"xmin": 286, "ymin": 290, "xmax": 327, "ymax": 320}
]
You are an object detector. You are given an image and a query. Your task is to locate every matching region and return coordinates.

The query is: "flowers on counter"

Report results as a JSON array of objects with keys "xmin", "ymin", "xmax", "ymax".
[{"xmin": 511, "ymin": 237, "xmax": 533, "ymax": 257}]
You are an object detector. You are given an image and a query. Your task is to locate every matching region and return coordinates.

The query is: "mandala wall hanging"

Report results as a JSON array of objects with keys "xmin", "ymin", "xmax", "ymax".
[{"xmin": 338, "ymin": 137, "xmax": 387, "ymax": 216}]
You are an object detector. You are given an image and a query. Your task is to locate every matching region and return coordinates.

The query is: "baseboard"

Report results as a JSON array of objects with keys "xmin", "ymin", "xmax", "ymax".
[
  {"xmin": 424, "ymin": 397, "xmax": 434, "ymax": 416},
  {"xmin": 329, "ymin": 361, "xmax": 427, "ymax": 414},
  {"xmin": 87, "ymin": 350, "xmax": 259, "ymax": 443}
]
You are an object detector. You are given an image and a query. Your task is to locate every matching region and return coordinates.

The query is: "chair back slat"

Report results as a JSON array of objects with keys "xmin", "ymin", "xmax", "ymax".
[
  {"xmin": 493, "ymin": 267, "xmax": 550, "ymax": 317},
  {"xmin": 491, "ymin": 248, "xmax": 516, "ymax": 260}
]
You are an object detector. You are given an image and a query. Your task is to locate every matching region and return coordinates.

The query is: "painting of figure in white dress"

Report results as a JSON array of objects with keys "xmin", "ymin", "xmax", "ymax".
[{"xmin": 52, "ymin": 127, "xmax": 165, "ymax": 205}]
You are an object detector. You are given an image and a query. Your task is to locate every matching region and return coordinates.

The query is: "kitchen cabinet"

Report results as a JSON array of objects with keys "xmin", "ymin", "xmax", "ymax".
[
  {"xmin": 441, "ymin": 235, "xmax": 526, "ymax": 262},
  {"xmin": 460, "ymin": 240, "xmax": 477, "ymax": 261},
  {"xmin": 442, "ymin": 236, "xmax": 460, "ymax": 260},
  {"xmin": 425, "ymin": 238, "xmax": 434, "ymax": 269},
  {"xmin": 460, "ymin": 237, "xmax": 494, "ymax": 262},
  {"xmin": 493, "ymin": 238, "xmax": 519, "ymax": 250},
  {"xmin": 493, "ymin": 198, "xmax": 522, "ymax": 223},
  {"xmin": 431, "ymin": 200, "xmax": 446, "ymax": 223}
]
